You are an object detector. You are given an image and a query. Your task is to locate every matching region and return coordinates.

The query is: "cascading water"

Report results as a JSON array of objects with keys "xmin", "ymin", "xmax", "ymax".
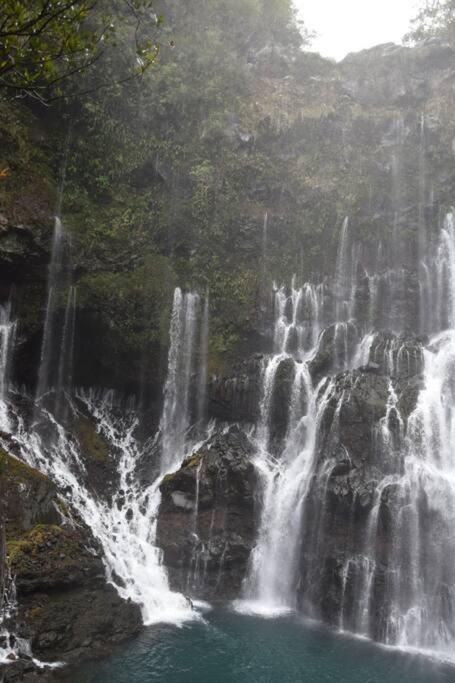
[
  {"xmin": 237, "ymin": 215, "xmax": 396, "ymax": 619},
  {"xmin": 0, "ymin": 484, "xmax": 38, "ymax": 667},
  {"xmin": 3, "ymin": 387, "xmax": 197, "ymax": 627},
  {"xmin": 0, "ymin": 560, "xmax": 20, "ymax": 665},
  {"xmin": 237, "ymin": 279, "xmax": 332, "ymax": 613},
  {"xmin": 1, "ymin": 283, "xmax": 211, "ymax": 630},
  {"xmin": 196, "ymin": 294, "xmax": 209, "ymax": 428},
  {"xmin": 236, "ymin": 200, "xmax": 455, "ymax": 667},
  {"xmin": 35, "ymin": 135, "xmax": 75, "ymax": 418},
  {"xmin": 35, "ymin": 216, "xmax": 75, "ymax": 418},
  {"xmin": 351, "ymin": 210, "xmax": 455, "ymax": 656},
  {"xmin": 2, "ymin": 142, "xmax": 455, "ymax": 667},
  {"xmin": 0, "ymin": 304, "xmax": 16, "ymax": 430},
  {"xmin": 334, "ymin": 216, "xmax": 352, "ymax": 322},
  {"xmin": 160, "ymin": 288, "xmax": 202, "ymax": 473},
  {"xmin": 288, "ymin": 209, "xmax": 455, "ymax": 662}
]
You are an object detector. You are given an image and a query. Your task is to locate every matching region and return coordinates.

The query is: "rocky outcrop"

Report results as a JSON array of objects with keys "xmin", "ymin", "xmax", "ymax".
[
  {"xmin": 309, "ymin": 321, "xmax": 359, "ymax": 381},
  {"xmin": 0, "ymin": 451, "xmax": 142, "ymax": 676},
  {"xmin": 156, "ymin": 426, "xmax": 259, "ymax": 600},
  {"xmin": 0, "ymin": 216, "xmax": 49, "ymax": 283},
  {"xmin": 297, "ymin": 335, "xmax": 424, "ymax": 629},
  {"xmin": 208, "ymin": 357, "xmax": 262, "ymax": 424},
  {"xmin": 11, "ymin": 525, "xmax": 141, "ymax": 660}
]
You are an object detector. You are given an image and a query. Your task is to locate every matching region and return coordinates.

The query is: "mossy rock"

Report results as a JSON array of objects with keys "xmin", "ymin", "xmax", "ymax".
[
  {"xmin": 7, "ymin": 524, "xmax": 64, "ymax": 563},
  {"xmin": 183, "ymin": 452, "xmax": 203, "ymax": 469},
  {"xmin": 0, "ymin": 449, "xmax": 48, "ymax": 484},
  {"xmin": 76, "ymin": 417, "xmax": 109, "ymax": 463},
  {"xmin": 6, "ymin": 523, "xmax": 99, "ymax": 593},
  {"xmin": 161, "ymin": 453, "xmax": 203, "ymax": 488},
  {"xmin": 161, "ymin": 472, "xmax": 177, "ymax": 486}
]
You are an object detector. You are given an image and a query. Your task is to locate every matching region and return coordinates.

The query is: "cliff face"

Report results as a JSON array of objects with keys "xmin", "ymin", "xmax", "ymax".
[
  {"xmin": 297, "ymin": 333, "xmax": 424, "ymax": 630},
  {"xmin": 1, "ymin": 24, "xmax": 455, "ymax": 673},
  {"xmin": 1, "ymin": 39, "xmax": 455, "ymax": 399}
]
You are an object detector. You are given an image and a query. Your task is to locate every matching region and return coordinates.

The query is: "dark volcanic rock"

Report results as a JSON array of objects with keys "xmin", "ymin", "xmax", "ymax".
[
  {"xmin": 0, "ymin": 219, "xmax": 48, "ymax": 283},
  {"xmin": 268, "ymin": 357, "xmax": 296, "ymax": 454},
  {"xmin": 208, "ymin": 357, "xmax": 262, "ymax": 423},
  {"xmin": 297, "ymin": 329, "xmax": 425, "ymax": 630},
  {"xmin": 309, "ymin": 321, "xmax": 359, "ymax": 381},
  {"xmin": 298, "ymin": 370, "xmax": 390, "ymax": 623},
  {"xmin": 157, "ymin": 426, "xmax": 259, "ymax": 601},
  {"xmin": 2, "ymin": 453, "xmax": 60, "ymax": 537},
  {"xmin": 0, "ymin": 452, "xmax": 142, "ymax": 673}
]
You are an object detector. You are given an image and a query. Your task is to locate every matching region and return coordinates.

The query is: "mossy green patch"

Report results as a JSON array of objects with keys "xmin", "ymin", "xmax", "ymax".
[
  {"xmin": 6, "ymin": 524, "xmax": 82, "ymax": 576},
  {"xmin": 76, "ymin": 417, "xmax": 110, "ymax": 463},
  {"xmin": 0, "ymin": 448, "xmax": 48, "ymax": 483},
  {"xmin": 184, "ymin": 453, "xmax": 203, "ymax": 469}
]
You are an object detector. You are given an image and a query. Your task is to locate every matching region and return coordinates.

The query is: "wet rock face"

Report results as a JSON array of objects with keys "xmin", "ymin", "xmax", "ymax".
[
  {"xmin": 1, "ymin": 452, "xmax": 60, "ymax": 537},
  {"xmin": 309, "ymin": 321, "xmax": 359, "ymax": 382},
  {"xmin": 11, "ymin": 525, "xmax": 141, "ymax": 664},
  {"xmin": 268, "ymin": 357, "xmax": 296, "ymax": 454},
  {"xmin": 0, "ymin": 218, "xmax": 48, "ymax": 283},
  {"xmin": 208, "ymin": 357, "xmax": 262, "ymax": 423},
  {"xmin": 297, "ymin": 336, "xmax": 424, "ymax": 629},
  {"xmin": 370, "ymin": 270, "xmax": 422, "ymax": 334},
  {"xmin": 157, "ymin": 426, "xmax": 259, "ymax": 601},
  {"xmin": 341, "ymin": 42, "xmax": 455, "ymax": 108},
  {"xmin": 0, "ymin": 453, "xmax": 142, "ymax": 671},
  {"xmin": 368, "ymin": 331, "xmax": 424, "ymax": 379}
]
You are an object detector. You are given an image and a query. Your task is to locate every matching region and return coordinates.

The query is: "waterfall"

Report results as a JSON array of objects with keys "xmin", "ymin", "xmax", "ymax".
[
  {"xmin": 272, "ymin": 279, "xmax": 324, "ymax": 358},
  {"xmin": 418, "ymin": 113, "xmax": 427, "ymax": 265},
  {"xmin": 0, "ymin": 516, "xmax": 28, "ymax": 665},
  {"xmin": 237, "ymin": 280, "xmax": 329, "ymax": 614},
  {"xmin": 334, "ymin": 217, "xmax": 351, "ymax": 321},
  {"xmin": 323, "ymin": 211, "xmax": 455, "ymax": 658},
  {"xmin": 0, "ymin": 562, "xmax": 19, "ymax": 665},
  {"xmin": 3, "ymin": 390, "xmax": 196, "ymax": 627},
  {"xmin": 420, "ymin": 211, "xmax": 455, "ymax": 335},
  {"xmin": 0, "ymin": 284, "xmax": 210, "ymax": 629},
  {"xmin": 36, "ymin": 134, "xmax": 74, "ymax": 415},
  {"xmin": 0, "ymin": 304, "xmax": 16, "ymax": 430},
  {"xmin": 160, "ymin": 288, "xmax": 202, "ymax": 473},
  {"xmin": 35, "ymin": 217, "xmax": 74, "ymax": 413},
  {"xmin": 237, "ymin": 203, "xmax": 452, "ymax": 643},
  {"xmin": 365, "ymin": 214, "xmax": 455, "ymax": 654},
  {"xmin": 196, "ymin": 294, "xmax": 209, "ymax": 428}
]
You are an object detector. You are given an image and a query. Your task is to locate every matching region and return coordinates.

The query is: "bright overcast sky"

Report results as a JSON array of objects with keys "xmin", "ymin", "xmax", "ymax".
[{"xmin": 294, "ymin": 0, "xmax": 420, "ymax": 61}]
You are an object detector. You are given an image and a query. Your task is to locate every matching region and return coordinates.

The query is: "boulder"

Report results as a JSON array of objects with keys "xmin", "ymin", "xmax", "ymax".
[
  {"xmin": 0, "ymin": 452, "xmax": 142, "ymax": 672},
  {"xmin": 157, "ymin": 426, "xmax": 259, "ymax": 600}
]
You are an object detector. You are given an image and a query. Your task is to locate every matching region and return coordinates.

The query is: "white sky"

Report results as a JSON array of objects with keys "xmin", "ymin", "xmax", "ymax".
[{"xmin": 295, "ymin": 0, "xmax": 420, "ymax": 61}]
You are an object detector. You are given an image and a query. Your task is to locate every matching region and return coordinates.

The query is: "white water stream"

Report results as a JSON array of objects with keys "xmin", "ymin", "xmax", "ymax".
[
  {"xmin": 236, "ymin": 209, "xmax": 455, "ymax": 664},
  {"xmin": 1, "ymin": 287, "xmax": 211, "ymax": 632}
]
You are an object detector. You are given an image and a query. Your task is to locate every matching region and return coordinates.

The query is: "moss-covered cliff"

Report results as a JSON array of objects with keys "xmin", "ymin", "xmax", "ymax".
[{"xmin": 1, "ymin": 1, "xmax": 455, "ymax": 407}]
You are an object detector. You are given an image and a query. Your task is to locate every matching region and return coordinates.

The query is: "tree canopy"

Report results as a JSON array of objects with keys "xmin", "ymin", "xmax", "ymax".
[
  {"xmin": 0, "ymin": 1, "xmax": 161, "ymax": 103},
  {"xmin": 407, "ymin": 0, "xmax": 455, "ymax": 43}
]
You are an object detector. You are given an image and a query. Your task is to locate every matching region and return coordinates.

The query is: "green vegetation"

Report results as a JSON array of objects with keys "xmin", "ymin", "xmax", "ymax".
[
  {"xmin": 7, "ymin": 524, "xmax": 80, "ymax": 573},
  {"xmin": 183, "ymin": 453, "xmax": 204, "ymax": 470},
  {"xmin": 76, "ymin": 417, "xmax": 110, "ymax": 463},
  {"xmin": 0, "ymin": 449, "xmax": 47, "ymax": 483},
  {"xmin": 407, "ymin": 0, "xmax": 455, "ymax": 43},
  {"xmin": 0, "ymin": 1, "xmax": 160, "ymax": 103},
  {"xmin": 2, "ymin": 0, "xmax": 455, "ymax": 393}
]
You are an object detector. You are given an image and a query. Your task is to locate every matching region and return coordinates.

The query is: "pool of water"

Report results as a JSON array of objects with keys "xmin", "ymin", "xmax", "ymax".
[{"xmin": 73, "ymin": 609, "xmax": 455, "ymax": 682}]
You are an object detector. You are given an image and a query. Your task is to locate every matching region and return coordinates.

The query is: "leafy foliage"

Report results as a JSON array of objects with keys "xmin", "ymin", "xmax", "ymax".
[
  {"xmin": 406, "ymin": 0, "xmax": 455, "ymax": 43},
  {"xmin": 0, "ymin": 0, "xmax": 161, "ymax": 103}
]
